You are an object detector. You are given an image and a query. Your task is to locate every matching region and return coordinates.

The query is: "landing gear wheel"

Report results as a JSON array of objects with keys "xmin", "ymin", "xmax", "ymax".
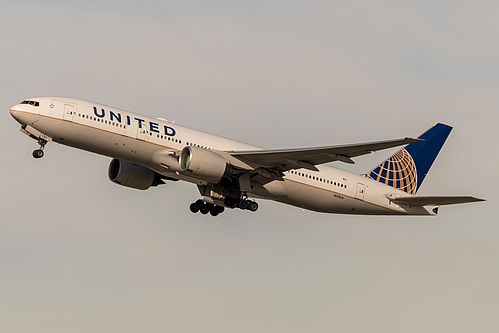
[
  {"xmin": 248, "ymin": 201, "xmax": 259, "ymax": 212},
  {"xmin": 190, "ymin": 202, "xmax": 200, "ymax": 213},
  {"xmin": 200, "ymin": 206, "xmax": 209, "ymax": 215},
  {"xmin": 239, "ymin": 200, "xmax": 249, "ymax": 210},
  {"xmin": 209, "ymin": 205, "xmax": 225, "ymax": 217},
  {"xmin": 32, "ymin": 149, "xmax": 44, "ymax": 159}
]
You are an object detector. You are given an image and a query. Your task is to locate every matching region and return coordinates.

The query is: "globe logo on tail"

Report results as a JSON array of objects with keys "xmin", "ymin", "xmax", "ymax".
[{"xmin": 366, "ymin": 149, "xmax": 418, "ymax": 195}]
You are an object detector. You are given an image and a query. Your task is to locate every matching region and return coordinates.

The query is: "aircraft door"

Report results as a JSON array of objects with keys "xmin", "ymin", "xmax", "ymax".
[
  {"xmin": 136, "ymin": 123, "xmax": 147, "ymax": 141},
  {"xmin": 356, "ymin": 183, "xmax": 365, "ymax": 200},
  {"xmin": 63, "ymin": 104, "xmax": 75, "ymax": 121}
]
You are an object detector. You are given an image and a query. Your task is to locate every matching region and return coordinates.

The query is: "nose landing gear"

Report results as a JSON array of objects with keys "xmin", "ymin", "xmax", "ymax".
[
  {"xmin": 19, "ymin": 125, "xmax": 50, "ymax": 159},
  {"xmin": 32, "ymin": 139, "xmax": 47, "ymax": 159},
  {"xmin": 32, "ymin": 149, "xmax": 44, "ymax": 159}
]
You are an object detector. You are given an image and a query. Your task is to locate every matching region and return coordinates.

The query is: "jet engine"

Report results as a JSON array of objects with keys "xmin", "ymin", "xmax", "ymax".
[
  {"xmin": 108, "ymin": 159, "xmax": 163, "ymax": 190},
  {"xmin": 179, "ymin": 146, "xmax": 231, "ymax": 183}
]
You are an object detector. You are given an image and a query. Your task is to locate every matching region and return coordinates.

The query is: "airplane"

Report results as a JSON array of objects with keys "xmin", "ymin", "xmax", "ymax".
[{"xmin": 10, "ymin": 97, "xmax": 484, "ymax": 217}]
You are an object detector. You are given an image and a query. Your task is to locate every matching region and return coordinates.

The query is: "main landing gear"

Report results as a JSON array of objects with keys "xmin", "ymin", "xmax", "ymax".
[
  {"xmin": 190, "ymin": 199, "xmax": 225, "ymax": 217},
  {"xmin": 225, "ymin": 197, "xmax": 259, "ymax": 212},
  {"xmin": 189, "ymin": 197, "xmax": 259, "ymax": 217},
  {"xmin": 32, "ymin": 139, "xmax": 47, "ymax": 159}
]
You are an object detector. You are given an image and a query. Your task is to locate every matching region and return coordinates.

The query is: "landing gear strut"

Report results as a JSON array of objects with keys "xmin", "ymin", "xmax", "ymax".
[{"xmin": 32, "ymin": 139, "xmax": 47, "ymax": 159}]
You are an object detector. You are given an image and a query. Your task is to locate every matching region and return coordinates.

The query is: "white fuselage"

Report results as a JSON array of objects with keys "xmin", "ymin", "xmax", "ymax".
[{"xmin": 10, "ymin": 97, "xmax": 435, "ymax": 216}]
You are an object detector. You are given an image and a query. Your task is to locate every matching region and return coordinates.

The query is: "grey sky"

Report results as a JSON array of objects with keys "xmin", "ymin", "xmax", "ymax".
[{"xmin": 1, "ymin": 1, "xmax": 497, "ymax": 332}]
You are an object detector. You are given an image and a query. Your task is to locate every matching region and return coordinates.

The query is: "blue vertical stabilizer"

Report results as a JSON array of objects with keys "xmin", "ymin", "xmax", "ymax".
[{"xmin": 365, "ymin": 123, "xmax": 452, "ymax": 194}]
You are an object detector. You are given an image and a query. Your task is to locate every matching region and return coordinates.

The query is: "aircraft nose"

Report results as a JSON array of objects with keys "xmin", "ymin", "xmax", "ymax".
[
  {"xmin": 10, "ymin": 105, "xmax": 22, "ymax": 121},
  {"xmin": 10, "ymin": 104, "xmax": 29, "ymax": 125}
]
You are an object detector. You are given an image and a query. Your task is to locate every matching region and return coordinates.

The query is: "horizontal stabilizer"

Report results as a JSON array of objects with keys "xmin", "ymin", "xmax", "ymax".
[{"xmin": 390, "ymin": 196, "xmax": 485, "ymax": 206}]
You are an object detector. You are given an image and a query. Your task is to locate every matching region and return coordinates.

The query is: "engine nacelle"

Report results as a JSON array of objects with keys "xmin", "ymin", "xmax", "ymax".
[
  {"xmin": 108, "ymin": 159, "xmax": 163, "ymax": 190},
  {"xmin": 179, "ymin": 146, "xmax": 230, "ymax": 183}
]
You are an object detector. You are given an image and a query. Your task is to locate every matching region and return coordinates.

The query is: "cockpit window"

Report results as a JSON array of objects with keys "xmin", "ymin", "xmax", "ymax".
[{"xmin": 21, "ymin": 100, "xmax": 40, "ymax": 107}]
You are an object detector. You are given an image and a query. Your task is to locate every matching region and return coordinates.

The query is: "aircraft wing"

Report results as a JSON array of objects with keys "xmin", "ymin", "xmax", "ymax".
[
  {"xmin": 391, "ymin": 196, "xmax": 485, "ymax": 206},
  {"xmin": 229, "ymin": 137, "xmax": 421, "ymax": 171}
]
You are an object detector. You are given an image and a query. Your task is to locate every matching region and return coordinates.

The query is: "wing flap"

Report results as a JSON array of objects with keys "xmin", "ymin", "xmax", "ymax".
[{"xmin": 391, "ymin": 196, "xmax": 485, "ymax": 206}]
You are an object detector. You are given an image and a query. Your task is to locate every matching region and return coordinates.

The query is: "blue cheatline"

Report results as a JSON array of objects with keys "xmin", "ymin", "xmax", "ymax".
[{"xmin": 365, "ymin": 123, "xmax": 453, "ymax": 195}]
